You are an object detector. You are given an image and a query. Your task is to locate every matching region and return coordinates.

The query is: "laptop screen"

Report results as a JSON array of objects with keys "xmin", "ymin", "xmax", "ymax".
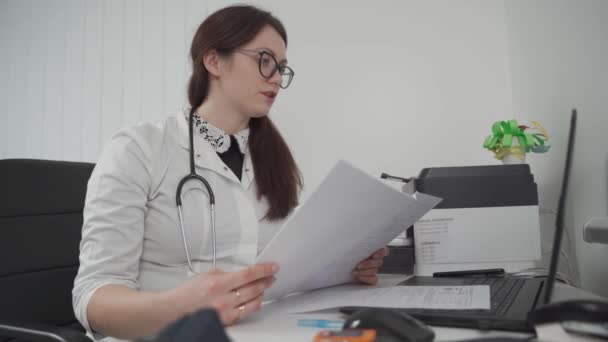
[{"xmin": 543, "ymin": 109, "xmax": 577, "ymax": 304}]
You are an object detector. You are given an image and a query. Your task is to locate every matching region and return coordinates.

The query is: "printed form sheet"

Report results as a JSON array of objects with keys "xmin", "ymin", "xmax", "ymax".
[{"xmin": 287, "ymin": 284, "xmax": 491, "ymax": 313}]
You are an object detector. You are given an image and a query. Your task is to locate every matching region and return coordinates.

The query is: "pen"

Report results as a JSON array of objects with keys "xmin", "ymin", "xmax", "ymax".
[
  {"xmin": 297, "ymin": 319, "xmax": 344, "ymax": 329},
  {"xmin": 380, "ymin": 172, "xmax": 414, "ymax": 183}
]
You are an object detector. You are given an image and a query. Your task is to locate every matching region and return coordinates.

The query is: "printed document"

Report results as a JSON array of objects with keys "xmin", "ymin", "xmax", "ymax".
[
  {"xmin": 288, "ymin": 284, "xmax": 491, "ymax": 313},
  {"xmin": 414, "ymin": 206, "xmax": 540, "ymax": 275},
  {"xmin": 257, "ymin": 160, "xmax": 441, "ymax": 300}
]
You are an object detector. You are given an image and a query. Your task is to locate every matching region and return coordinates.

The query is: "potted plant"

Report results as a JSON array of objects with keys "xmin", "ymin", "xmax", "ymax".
[{"xmin": 483, "ymin": 119, "xmax": 550, "ymax": 164}]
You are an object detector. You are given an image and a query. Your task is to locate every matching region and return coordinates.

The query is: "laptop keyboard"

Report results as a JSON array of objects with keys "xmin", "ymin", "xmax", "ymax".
[{"xmin": 463, "ymin": 277, "xmax": 526, "ymax": 316}]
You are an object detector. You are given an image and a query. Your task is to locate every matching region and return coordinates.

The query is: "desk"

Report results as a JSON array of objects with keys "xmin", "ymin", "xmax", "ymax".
[{"xmin": 227, "ymin": 275, "xmax": 606, "ymax": 342}]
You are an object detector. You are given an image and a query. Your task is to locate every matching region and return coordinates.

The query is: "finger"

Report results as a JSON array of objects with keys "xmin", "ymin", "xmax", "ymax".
[
  {"xmin": 223, "ymin": 263, "xmax": 279, "ymax": 291},
  {"xmin": 230, "ymin": 276, "xmax": 274, "ymax": 307},
  {"xmin": 352, "ymin": 268, "xmax": 378, "ymax": 277},
  {"xmin": 356, "ymin": 258, "xmax": 383, "ymax": 270},
  {"xmin": 225, "ymin": 293, "xmax": 264, "ymax": 325},
  {"xmin": 371, "ymin": 247, "xmax": 390, "ymax": 259},
  {"xmin": 212, "ymin": 288, "xmax": 264, "ymax": 325},
  {"xmin": 357, "ymin": 275, "xmax": 378, "ymax": 285},
  {"xmin": 371, "ymin": 248, "xmax": 384, "ymax": 259},
  {"xmin": 209, "ymin": 276, "xmax": 273, "ymax": 313},
  {"xmin": 217, "ymin": 308, "xmax": 232, "ymax": 325}
]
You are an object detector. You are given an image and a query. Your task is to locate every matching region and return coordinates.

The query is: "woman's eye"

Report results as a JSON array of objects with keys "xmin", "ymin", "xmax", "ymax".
[{"xmin": 261, "ymin": 56, "xmax": 272, "ymax": 66}]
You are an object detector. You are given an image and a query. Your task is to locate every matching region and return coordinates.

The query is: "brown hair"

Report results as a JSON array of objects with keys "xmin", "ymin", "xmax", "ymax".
[{"xmin": 188, "ymin": 5, "xmax": 302, "ymax": 220}]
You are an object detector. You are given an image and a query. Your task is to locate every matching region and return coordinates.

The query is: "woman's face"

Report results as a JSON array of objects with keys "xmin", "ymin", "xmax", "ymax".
[{"xmin": 219, "ymin": 25, "xmax": 288, "ymax": 118}]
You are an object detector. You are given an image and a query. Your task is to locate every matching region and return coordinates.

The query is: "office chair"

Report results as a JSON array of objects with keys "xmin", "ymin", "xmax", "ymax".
[{"xmin": 0, "ymin": 159, "xmax": 95, "ymax": 342}]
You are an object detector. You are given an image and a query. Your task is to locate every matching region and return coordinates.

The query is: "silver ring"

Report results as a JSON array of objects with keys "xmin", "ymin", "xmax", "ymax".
[{"xmin": 234, "ymin": 290, "xmax": 241, "ymax": 299}]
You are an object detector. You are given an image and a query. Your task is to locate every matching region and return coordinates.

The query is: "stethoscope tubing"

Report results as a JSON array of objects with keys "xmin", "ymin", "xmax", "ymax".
[{"xmin": 176, "ymin": 108, "xmax": 217, "ymax": 273}]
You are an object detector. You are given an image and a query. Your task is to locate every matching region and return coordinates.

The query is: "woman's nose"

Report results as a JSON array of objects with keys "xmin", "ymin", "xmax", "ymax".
[{"xmin": 268, "ymin": 69, "xmax": 282, "ymax": 87}]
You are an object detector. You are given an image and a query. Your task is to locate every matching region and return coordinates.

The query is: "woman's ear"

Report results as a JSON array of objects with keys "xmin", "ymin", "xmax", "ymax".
[{"xmin": 203, "ymin": 50, "xmax": 222, "ymax": 77}]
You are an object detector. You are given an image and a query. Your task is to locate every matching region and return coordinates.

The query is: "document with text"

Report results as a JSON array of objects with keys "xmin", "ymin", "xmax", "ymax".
[
  {"xmin": 287, "ymin": 285, "xmax": 491, "ymax": 313},
  {"xmin": 413, "ymin": 206, "xmax": 540, "ymax": 275},
  {"xmin": 257, "ymin": 160, "xmax": 441, "ymax": 300}
]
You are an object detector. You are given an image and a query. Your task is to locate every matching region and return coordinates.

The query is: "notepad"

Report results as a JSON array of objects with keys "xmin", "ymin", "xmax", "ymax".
[{"xmin": 257, "ymin": 160, "xmax": 441, "ymax": 300}]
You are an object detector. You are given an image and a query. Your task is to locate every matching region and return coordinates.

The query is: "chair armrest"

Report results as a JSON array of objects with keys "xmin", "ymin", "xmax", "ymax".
[{"xmin": 0, "ymin": 321, "xmax": 92, "ymax": 342}]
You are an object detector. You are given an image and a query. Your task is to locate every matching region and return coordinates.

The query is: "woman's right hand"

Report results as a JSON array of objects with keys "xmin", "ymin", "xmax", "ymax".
[{"xmin": 168, "ymin": 263, "xmax": 279, "ymax": 325}]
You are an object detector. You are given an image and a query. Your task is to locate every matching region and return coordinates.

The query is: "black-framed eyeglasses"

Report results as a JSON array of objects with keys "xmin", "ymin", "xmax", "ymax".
[{"xmin": 233, "ymin": 49, "xmax": 294, "ymax": 89}]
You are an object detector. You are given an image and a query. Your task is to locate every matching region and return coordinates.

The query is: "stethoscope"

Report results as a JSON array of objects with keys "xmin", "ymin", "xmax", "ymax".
[{"xmin": 176, "ymin": 107, "xmax": 217, "ymax": 274}]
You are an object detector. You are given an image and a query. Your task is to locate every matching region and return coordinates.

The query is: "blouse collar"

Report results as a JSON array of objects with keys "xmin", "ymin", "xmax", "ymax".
[{"xmin": 183, "ymin": 107, "xmax": 249, "ymax": 154}]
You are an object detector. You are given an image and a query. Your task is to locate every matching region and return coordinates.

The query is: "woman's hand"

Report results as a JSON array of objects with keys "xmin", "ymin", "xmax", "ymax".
[
  {"xmin": 352, "ymin": 247, "xmax": 389, "ymax": 285},
  {"xmin": 168, "ymin": 263, "xmax": 279, "ymax": 325}
]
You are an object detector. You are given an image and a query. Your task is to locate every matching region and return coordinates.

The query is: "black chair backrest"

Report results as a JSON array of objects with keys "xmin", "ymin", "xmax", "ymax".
[{"xmin": 0, "ymin": 159, "xmax": 94, "ymax": 331}]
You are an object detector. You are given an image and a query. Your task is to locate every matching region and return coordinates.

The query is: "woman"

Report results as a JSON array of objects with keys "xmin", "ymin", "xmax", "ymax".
[{"xmin": 73, "ymin": 5, "xmax": 388, "ymax": 341}]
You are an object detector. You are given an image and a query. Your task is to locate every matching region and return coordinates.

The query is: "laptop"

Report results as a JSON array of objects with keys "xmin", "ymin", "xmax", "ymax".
[{"xmin": 341, "ymin": 109, "xmax": 578, "ymax": 332}]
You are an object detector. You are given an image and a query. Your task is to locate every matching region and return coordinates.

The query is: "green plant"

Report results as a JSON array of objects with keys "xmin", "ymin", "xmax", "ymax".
[{"xmin": 483, "ymin": 119, "xmax": 550, "ymax": 161}]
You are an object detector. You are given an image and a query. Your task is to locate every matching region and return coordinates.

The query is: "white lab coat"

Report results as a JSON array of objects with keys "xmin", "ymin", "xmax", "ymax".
[{"xmin": 72, "ymin": 110, "xmax": 286, "ymax": 341}]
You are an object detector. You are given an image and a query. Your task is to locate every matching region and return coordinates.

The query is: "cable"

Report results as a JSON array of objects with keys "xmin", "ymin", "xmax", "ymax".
[
  {"xmin": 511, "ymin": 267, "xmax": 573, "ymax": 284},
  {"xmin": 542, "ymin": 208, "xmax": 575, "ymax": 271},
  {"xmin": 538, "ymin": 207, "xmax": 578, "ymax": 286},
  {"xmin": 539, "ymin": 249, "xmax": 573, "ymax": 281}
]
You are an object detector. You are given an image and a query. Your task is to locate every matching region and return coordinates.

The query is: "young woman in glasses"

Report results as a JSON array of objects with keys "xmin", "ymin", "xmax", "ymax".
[{"xmin": 73, "ymin": 5, "xmax": 388, "ymax": 341}]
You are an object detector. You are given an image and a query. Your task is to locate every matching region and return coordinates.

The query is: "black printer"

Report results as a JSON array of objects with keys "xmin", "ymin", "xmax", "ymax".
[{"xmin": 415, "ymin": 164, "xmax": 538, "ymax": 209}]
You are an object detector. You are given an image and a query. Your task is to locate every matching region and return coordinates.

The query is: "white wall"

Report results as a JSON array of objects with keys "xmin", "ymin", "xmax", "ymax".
[
  {"xmin": 0, "ymin": 0, "xmax": 514, "ymax": 174},
  {"xmin": 266, "ymin": 0, "xmax": 514, "ymax": 195},
  {"xmin": 0, "ymin": 0, "xmax": 217, "ymax": 162},
  {"xmin": 2, "ymin": 0, "xmax": 606, "ymax": 295},
  {"xmin": 504, "ymin": 0, "xmax": 608, "ymax": 296}
]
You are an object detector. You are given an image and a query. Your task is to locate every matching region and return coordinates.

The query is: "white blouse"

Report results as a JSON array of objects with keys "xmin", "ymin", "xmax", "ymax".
[{"xmin": 72, "ymin": 109, "xmax": 287, "ymax": 341}]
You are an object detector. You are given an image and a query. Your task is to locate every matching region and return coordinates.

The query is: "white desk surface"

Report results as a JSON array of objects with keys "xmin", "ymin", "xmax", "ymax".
[{"xmin": 227, "ymin": 274, "xmax": 606, "ymax": 342}]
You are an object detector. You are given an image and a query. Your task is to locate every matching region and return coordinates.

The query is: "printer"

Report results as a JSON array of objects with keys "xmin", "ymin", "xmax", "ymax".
[
  {"xmin": 379, "ymin": 164, "xmax": 542, "ymax": 275},
  {"xmin": 411, "ymin": 164, "xmax": 541, "ymax": 275}
]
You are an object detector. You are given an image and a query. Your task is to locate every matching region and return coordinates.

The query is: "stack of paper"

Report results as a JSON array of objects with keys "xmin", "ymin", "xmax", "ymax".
[{"xmin": 257, "ymin": 160, "xmax": 441, "ymax": 300}]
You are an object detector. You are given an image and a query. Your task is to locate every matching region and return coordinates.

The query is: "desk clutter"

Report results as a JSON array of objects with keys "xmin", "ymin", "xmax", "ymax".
[{"xmin": 309, "ymin": 308, "xmax": 539, "ymax": 342}]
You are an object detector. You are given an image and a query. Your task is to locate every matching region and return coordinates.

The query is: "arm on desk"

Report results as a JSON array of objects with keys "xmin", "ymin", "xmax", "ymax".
[{"xmin": 85, "ymin": 265, "xmax": 277, "ymax": 340}]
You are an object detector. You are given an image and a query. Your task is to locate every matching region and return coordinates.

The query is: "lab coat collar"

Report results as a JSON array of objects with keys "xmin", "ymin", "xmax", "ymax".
[{"xmin": 176, "ymin": 110, "xmax": 255, "ymax": 190}]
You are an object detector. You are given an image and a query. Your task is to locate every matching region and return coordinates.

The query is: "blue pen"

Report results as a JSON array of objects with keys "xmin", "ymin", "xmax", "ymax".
[{"xmin": 297, "ymin": 319, "xmax": 344, "ymax": 329}]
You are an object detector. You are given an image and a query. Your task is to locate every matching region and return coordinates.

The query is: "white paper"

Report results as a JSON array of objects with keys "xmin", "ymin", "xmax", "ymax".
[
  {"xmin": 257, "ymin": 160, "xmax": 441, "ymax": 300},
  {"xmin": 288, "ymin": 285, "xmax": 490, "ymax": 313},
  {"xmin": 414, "ymin": 206, "xmax": 541, "ymax": 276},
  {"xmin": 535, "ymin": 323, "xmax": 574, "ymax": 342}
]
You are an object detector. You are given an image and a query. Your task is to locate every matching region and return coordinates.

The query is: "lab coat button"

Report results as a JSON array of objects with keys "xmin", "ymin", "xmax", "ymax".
[{"xmin": 224, "ymin": 166, "xmax": 228, "ymax": 171}]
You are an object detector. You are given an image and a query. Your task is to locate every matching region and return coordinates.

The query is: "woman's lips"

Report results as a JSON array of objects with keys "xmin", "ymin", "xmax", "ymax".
[{"xmin": 262, "ymin": 91, "xmax": 277, "ymax": 102}]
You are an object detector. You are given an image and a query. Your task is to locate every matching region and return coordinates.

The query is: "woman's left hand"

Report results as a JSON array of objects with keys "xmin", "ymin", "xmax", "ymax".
[{"xmin": 352, "ymin": 247, "xmax": 390, "ymax": 285}]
